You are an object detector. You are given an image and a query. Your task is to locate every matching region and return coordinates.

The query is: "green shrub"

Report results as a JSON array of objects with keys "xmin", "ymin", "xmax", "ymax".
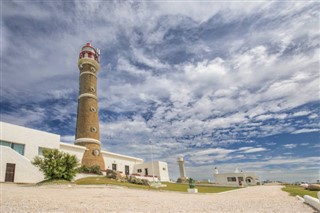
[
  {"xmin": 32, "ymin": 149, "xmax": 79, "ymax": 181},
  {"xmin": 128, "ymin": 176, "xmax": 149, "ymax": 185},
  {"xmin": 78, "ymin": 165, "xmax": 102, "ymax": 175}
]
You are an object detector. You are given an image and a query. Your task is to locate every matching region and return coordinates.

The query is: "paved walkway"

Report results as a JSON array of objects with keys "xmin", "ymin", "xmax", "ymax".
[{"xmin": 0, "ymin": 183, "xmax": 315, "ymax": 212}]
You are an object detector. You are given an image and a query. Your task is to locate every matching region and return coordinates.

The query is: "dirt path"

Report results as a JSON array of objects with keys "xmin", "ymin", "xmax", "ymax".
[{"xmin": 0, "ymin": 183, "xmax": 315, "ymax": 213}]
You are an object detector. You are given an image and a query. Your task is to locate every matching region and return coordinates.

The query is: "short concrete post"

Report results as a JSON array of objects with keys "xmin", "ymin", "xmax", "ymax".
[
  {"xmin": 304, "ymin": 195, "xmax": 320, "ymax": 211},
  {"xmin": 188, "ymin": 178, "xmax": 198, "ymax": 193}
]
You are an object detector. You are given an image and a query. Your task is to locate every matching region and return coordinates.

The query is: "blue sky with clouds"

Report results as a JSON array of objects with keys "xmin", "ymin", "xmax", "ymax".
[{"xmin": 1, "ymin": 1, "xmax": 319, "ymax": 182}]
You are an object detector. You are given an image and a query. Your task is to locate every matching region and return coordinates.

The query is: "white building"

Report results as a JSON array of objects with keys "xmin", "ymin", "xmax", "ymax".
[
  {"xmin": 133, "ymin": 161, "xmax": 170, "ymax": 182},
  {"xmin": 0, "ymin": 122, "xmax": 170, "ymax": 183},
  {"xmin": 213, "ymin": 168, "xmax": 261, "ymax": 187}
]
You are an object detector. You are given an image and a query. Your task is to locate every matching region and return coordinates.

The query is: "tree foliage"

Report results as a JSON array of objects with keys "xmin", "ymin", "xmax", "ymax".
[{"xmin": 32, "ymin": 149, "xmax": 79, "ymax": 181}]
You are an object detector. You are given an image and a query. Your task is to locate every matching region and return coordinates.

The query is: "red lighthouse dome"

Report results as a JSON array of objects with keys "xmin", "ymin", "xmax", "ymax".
[{"xmin": 79, "ymin": 42, "xmax": 100, "ymax": 63}]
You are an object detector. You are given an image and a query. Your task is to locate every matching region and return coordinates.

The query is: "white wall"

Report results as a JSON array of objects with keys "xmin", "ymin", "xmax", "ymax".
[
  {"xmin": 214, "ymin": 172, "xmax": 260, "ymax": 186},
  {"xmin": 102, "ymin": 151, "xmax": 144, "ymax": 175},
  {"xmin": 134, "ymin": 161, "xmax": 170, "ymax": 182},
  {"xmin": 1, "ymin": 122, "xmax": 171, "ymax": 183},
  {"xmin": 59, "ymin": 142, "xmax": 86, "ymax": 164},
  {"xmin": 156, "ymin": 161, "xmax": 170, "ymax": 182},
  {"xmin": 60, "ymin": 144, "xmax": 145, "ymax": 175},
  {"xmin": 1, "ymin": 122, "xmax": 60, "ymax": 160},
  {"xmin": 1, "ymin": 146, "xmax": 44, "ymax": 183}
]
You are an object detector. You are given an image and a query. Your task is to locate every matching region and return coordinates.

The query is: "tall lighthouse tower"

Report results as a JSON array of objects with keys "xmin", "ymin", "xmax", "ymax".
[
  {"xmin": 75, "ymin": 42, "xmax": 105, "ymax": 170},
  {"xmin": 178, "ymin": 156, "xmax": 187, "ymax": 179}
]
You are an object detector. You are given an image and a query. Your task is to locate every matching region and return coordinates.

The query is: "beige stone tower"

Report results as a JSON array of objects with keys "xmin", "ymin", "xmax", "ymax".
[{"xmin": 75, "ymin": 42, "xmax": 105, "ymax": 170}]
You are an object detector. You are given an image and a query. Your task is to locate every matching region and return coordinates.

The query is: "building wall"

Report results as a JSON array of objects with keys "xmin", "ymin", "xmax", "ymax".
[
  {"xmin": 155, "ymin": 161, "xmax": 170, "ymax": 182},
  {"xmin": 59, "ymin": 142, "xmax": 86, "ymax": 164},
  {"xmin": 102, "ymin": 151, "xmax": 144, "ymax": 175},
  {"xmin": 1, "ymin": 122, "xmax": 60, "ymax": 160},
  {"xmin": 1, "ymin": 122, "xmax": 170, "ymax": 183},
  {"xmin": 1, "ymin": 146, "xmax": 44, "ymax": 183},
  {"xmin": 133, "ymin": 161, "xmax": 170, "ymax": 182},
  {"xmin": 60, "ymin": 143, "xmax": 145, "ymax": 175},
  {"xmin": 214, "ymin": 172, "xmax": 260, "ymax": 186}
]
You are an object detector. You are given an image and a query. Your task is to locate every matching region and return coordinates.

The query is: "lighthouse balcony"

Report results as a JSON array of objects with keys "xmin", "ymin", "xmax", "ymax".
[{"xmin": 79, "ymin": 51, "xmax": 99, "ymax": 63}]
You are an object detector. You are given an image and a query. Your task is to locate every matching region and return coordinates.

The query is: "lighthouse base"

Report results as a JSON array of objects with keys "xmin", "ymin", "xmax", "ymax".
[{"xmin": 77, "ymin": 142, "xmax": 105, "ymax": 170}]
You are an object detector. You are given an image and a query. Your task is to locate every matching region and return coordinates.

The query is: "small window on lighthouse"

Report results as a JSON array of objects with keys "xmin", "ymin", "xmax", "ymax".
[
  {"xmin": 90, "ymin": 67, "xmax": 96, "ymax": 72},
  {"xmin": 90, "ymin": 87, "xmax": 96, "ymax": 92},
  {"xmin": 91, "ymin": 127, "xmax": 97, "ymax": 132},
  {"xmin": 90, "ymin": 107, "xmax": 96, "ymax": 112}
]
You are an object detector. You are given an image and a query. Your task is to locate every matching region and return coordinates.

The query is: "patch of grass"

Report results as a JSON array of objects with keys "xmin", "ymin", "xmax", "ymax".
[
  {"xmin": 282, "ymin": 184, "xmax": 319, "ymax": 198},
  {"xmin": 37, "ymin": 179, "xmax": 72, "ymax": 185},
  {"xmin": 163, "ymin": 182, "xmax": 237, "ymax": 193},
  {"xmin": 75, "ymin": 177, "xmax": 238, "ymax": 193},
  {"xmin": 75, "ymin": 177, "xmax": 150, "ymax": 190}
]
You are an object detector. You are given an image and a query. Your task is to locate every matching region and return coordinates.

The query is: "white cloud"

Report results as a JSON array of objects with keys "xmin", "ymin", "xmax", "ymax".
[
  {"xmin": 308, "ymin": 114, "xmax": 318, "ymax": 119},
  {"xmin": 61, "ymin": 135, "xmax": 75, "ymax": 143},
  {"xmin": 292, "ymin": 111, "xmax": 311, "ymax": 117},
  {"xmin": 1, "ymin": 107, "xmax": 46, "ymax": 127},
  {"xmin": 300, "ymin": 143, "xmax": 310, "ymax": 146},
  {"xmin": 239, "ymin": 147, "xmax": 268, "ymax": 153},
  {"xmin": 185, "ymin": 58, "xmax": 227, "ymax": 82},
  {"xmin": 132, "ymin": 48, "xmax": 168, "ymax": 69},
  {"xmin": 283, "ymin": 144, "xmax": 297, "ymax": 149},
  {"xmin": 192, "ymin": 148, "xmax": 235, "ymax": 156},
  {"xmin": 292, "ymin": 129, "xmax": 319, "ymax": 134}
]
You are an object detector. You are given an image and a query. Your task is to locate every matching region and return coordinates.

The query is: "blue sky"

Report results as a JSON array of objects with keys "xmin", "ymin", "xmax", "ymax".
[{"xmin": 1, "ymin": 1, "xmax": 319, "ymax": 182}]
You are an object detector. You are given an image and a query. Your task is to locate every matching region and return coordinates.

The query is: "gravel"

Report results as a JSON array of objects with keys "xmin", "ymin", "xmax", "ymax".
[{"xmin": 0, "ymin": 183, "xmax": 315, "ymax": 213}]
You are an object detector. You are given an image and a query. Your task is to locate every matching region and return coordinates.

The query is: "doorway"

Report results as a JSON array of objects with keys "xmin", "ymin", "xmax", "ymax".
[
  {"xmin": 125, "ymin": 165, "xmax": 129, "ymax": 175},
  {"xmin": 246, "ymin": 177, "xmax": 253, "ymax": 185},
  {"xmin": 145, "ymin": 168, "xmax": 148, "ymax": 176},
  {"xmin": 5, "ymin": 163, "xmax": 15, "ymax": 182}
]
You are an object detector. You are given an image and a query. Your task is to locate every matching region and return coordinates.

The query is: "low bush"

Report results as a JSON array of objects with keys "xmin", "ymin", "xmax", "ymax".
[
  {"xmin": 32, "ymin": 149, "xmax": 78, "ymax": 181},
  {"xmin": 78, "ymin": 165, "xmax": 102, "ymax": 175},
  {"xmin": 128, "ymin": 176, "xmax": 150, "ymax": 186}
]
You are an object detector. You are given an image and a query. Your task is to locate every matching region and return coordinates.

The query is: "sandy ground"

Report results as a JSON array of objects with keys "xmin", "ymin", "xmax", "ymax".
[{"xmin": 0, "ymin": 183, "xmax": 316, "ymax": 213}]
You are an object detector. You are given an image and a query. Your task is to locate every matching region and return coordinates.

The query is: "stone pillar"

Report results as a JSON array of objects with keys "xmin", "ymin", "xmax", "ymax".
[{"xmin": 75, "ymin": 43, "xmax": 105, "ymax": 170}]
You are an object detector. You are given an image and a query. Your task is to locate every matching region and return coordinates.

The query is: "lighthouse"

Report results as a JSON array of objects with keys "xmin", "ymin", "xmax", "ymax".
[
  {"xmin": 178, "ymin": 156, "xmax": 187, "ymax": 179},
  {"xmin": 75, "ymin": 42, "xmax": 105, "ymax": 170}
]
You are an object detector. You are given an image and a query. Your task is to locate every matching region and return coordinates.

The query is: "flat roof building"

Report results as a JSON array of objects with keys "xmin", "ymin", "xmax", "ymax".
[
  {"xmin": 1, "ymin": 122, "xmax": 169, "ymax": 183},
  {"xmin": 213, "ymin": 168, "xmax": 261, "ymax": 187}
]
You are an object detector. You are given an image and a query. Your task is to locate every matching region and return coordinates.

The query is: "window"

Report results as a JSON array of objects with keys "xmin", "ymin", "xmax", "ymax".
[
  {"xmin": 90, "ymin": 127, "xmax": 97, "ymax": 132},
  {"xmin": 238, "ymin": 177, "xmax": 244, "ymax": 182},
  {"xmin": 112, "ymin": 164, "xmax": 117, "ymax": 171},
  {"xmin": 38, "ymin": 147, "xmax": 51, "ymax": 156},
  {"xmin": 137, "ymin": 169, "xmax": 142, "ymax": 173},
  {"xmin": 227, "ymin": 177, "xmax": 237, "ymax": 182},
  {"xmin": 0, "ymin": 141, "xmax": 11, "ymax": 147},
  {"xmin": 90, "ymin": 87, "xmax": 95, "ymax": 92},
  {"xmin": 90, "ymin": 107, "xmax": 96, "ymax": 112},
  {"xmin": 0, "ymin": 140, "xmax": 25, "ymax": 155},
  {"xmin": 38, "ymin": 147, "xmax": 44, "ymax": 155},
  {"xmin": 82, "ymin": 47, "xmax": 95, "ymax": 52},
  {"xmin": 163, "ymin": 168, "xmax": 166, "ymax": 171}
]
